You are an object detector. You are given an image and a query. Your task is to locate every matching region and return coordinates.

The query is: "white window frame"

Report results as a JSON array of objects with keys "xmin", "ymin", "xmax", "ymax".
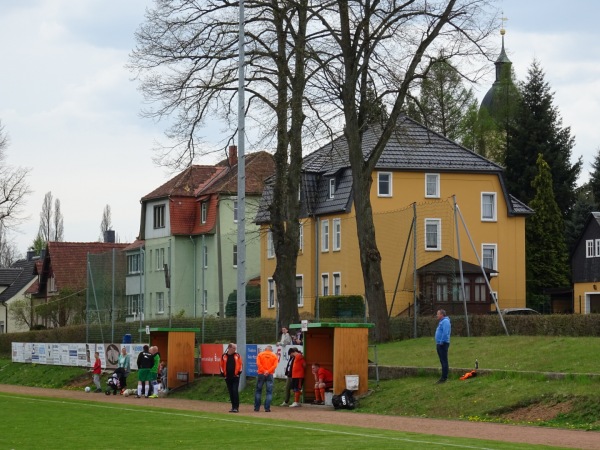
[
  {"xmin": 321, "ymin": 219, "xmax": 330, "ymax": 252},
  {"xmin": 268, "ymin": 278, "xmax": 276, "ymax": 309},
  {"xmin": 329, "ymin": 178, "xmax": 335, "ymax": 199},
  {"xmin": 586, "ymin": 240, "xmax": 595, "ymax": 258},
  {"xmin": 425, "ymin": 173, "xmax": 440, "ymax": 198},
  {"xmin": 203, "ymin": 245, "xmax": 208, "ymax": 268},
  {"xmin": 233, "ymin": 199, "xmax": 238, "ymax": 223},
  {"xmin": 482, "ymin": 243, "xmax": 498, "ymax": 275},
  {"xmin": 481, "ymin": 192, "xmax": 497, "ymax": 222},
  {"xmin": 298, "ymin": 222, "xmax": 304, "ymax": 252},
  {"xmin": 596, "ymin": 239, "xmax": 600, "ymax": 257},
  {"xmin": 157, "ymin": 292, "xmax": 165, "ymax": 314},
  {"xmin": 296, "ymin": 275, "xmax": 304, "ymax": 307},
  {"xmin": 127, "ymin": 254, "xmax": 140, "ymax": 274},
  {"xmin": 333, "ymin": 218, "xmax": 341, "ymax": 251},
  {"xmin": 155, "ymin": 248, "xmax": 164, "ymax": 271},
  {"xmin": 203, "ymin": 290, "xmax": 208, "ymax": 313},
  {"xmin": 425, "ymin": 218, "xmax": 441, "ymax": 251},
  {"xmin": 267, "ymin": 230, "xmax": 275, "ymax": 259},
  {"xmin": 153, "ymin": 204, "xmax": 165, "ymax": 229},
  {"xmin": 333, "ymin": 272, "xmax": 341, "ymax": 295},
  {"xmin": 233, "ymin": 244, "xmax": 238, "ymax": 267},
  {"xmin": 377, "ymin": 172, "xmax": 392, "ymax": 197},
  {"xmin": 201, "ymin": 202, "xmax": 207, "ymax": 224},
  {"xmin": 321, "ymin": 273, "xmax": 329, "ymax": 296}
]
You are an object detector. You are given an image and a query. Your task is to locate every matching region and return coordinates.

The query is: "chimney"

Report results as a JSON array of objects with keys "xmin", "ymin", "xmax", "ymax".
[
  {"xmin": 228, "ymin": 145, "xmax": 238, "ymax": 166},
  {"xmin": 103, "ymin": 230, "xmax": 116, "ymax": 243}
]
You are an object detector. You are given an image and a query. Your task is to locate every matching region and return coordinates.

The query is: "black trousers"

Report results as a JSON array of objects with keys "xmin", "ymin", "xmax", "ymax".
[{"xmin": 225, "ymin": 377, "xmax": 240, "ymax": 409}]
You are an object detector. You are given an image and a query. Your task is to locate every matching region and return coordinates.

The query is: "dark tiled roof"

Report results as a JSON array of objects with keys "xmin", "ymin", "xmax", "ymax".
[
  {"xmin": 0, "ymin": 259, "xmax": 37, "ymax": 303},
  {"xmin": 418, "ymin": 255, "xmax": 494, "ymax": 275},
  {"xmin": 257, "ymin": 115, "xmax": 529, "ymax": 222}
]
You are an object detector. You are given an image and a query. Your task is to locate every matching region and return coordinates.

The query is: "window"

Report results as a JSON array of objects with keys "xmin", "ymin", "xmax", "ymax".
[
  {"xmin": 333, "ymin": 272, "xmax": 341, "ymax": 295},
  {"xmin": 425, "ymin": 219, "xmax": 441, "ymax": 251},
  {"xmin": 155, "ymin": 248, "xmax": 164, "ymax": 270},
  {"xmin": 267, "ymin": 230, "xmax": 275, "ymax": 258},
  {"xmin": 127, "ymin": 294, "xmax": 144, "ymax": 315},
  {"xmin": 233, "ymin": 245, "xmax": 238, "ymax": 267},
  {"xmin": 425, "ymin": 173, "xmax": 440, "ymax": 198},
  {"xmin": 482, "ymin": 244, "xmax": 497, "ymax": 273},
  {"xmin": 436, "ymin": 275, "xmax": 448, "ymax": 301},
  {"xmin": 333, "ymin": 218, "xmax": 341, "ymax": 251},
  {"xmin": 378, "ymin": 172, "xmax": 392, "ymax": 197},
  {"xmin": 157, "ymin": 292, "xmax": 165, "ymax": 314},
  {"xmin": 473, "ymin": 276, "xmax": 487, "ymax": 302},
  {"xmin": 586, "ymin": 240, "xmax": 595, "ymax": 258},
  {"xmin": 127, "ymin": 254, "xmax": 140, "ymax": 274},
  {"xmin": 201, "ymin": 202, "xmax": 207, "ymax": 224},
  {"xmin": 321, "ymin": 220, "xmax": 329, "ymax": 252},
  {"xmin": 329, "ymin": 178, "xmax": 335, "ymax": 199},
  {"xmin": 153, "ymin": 204, "xmax": 165, "ymax": 229},
  {"xmin": 322, "ymin": 273, "xmax": 329, "ymax": 296},
  {"xmin": 49, "ymin": 275, "xmax": 56, "ymax": 292},
  {"xmin": 481, "ymin": 193, "xmax": 497, "ymax": 221},
  {"xmin": 233, "ymin": 200, "xmax": 238, "ymax": 222},
  {"xmin": 203, "ymin": 245, "xmax": 208, "ymax": 268},
  {"xmin": 268, "ymin": 278, "xmax": 276, "ymax": 308},
  {"xmin": 298, "ymin": 222, "xmax": 304, "ymax": 252},
  {"xmin": 0, "ymin": 321, "xmax": 4, "ymax": 333},
  {"xmin": 296, "ymin": 275, "xmax": 304, "ymax": 307},
  {"xmin": 596, "ymin": 239, "xmax": 600, "ymax": 257},
  {"xmin": 203, "ymin": 290, "xmax": 208, "ymax": 313}
]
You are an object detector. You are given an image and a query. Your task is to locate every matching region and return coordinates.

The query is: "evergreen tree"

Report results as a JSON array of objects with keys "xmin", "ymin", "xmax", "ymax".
[
  {"xmin": 588, "ymin": 147, "xmax": 600, "ymax": 209},
  {"xmin": 526, "ymin": 154, "xmax": 570, "ymax": 311},
  {"xmin": 407, "ymin": 59, "xmax": 476, "ymax": 142},
  {"xmin": 505, "ymin": 60, "xmax": 582, "ymax": 217}
]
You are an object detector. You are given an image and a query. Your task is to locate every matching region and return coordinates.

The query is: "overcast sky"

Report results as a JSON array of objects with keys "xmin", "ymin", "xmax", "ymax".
[{"xmin": 1, "ymin": 0, "xmax": 599, "ymax": 257}]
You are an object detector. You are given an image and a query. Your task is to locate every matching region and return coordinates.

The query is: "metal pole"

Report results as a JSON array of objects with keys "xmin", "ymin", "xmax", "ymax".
[
  {"xmin": 412, "ymin": 203, "xmax": 418, "ymax": 338},
  {"xmin": 139, "ymin": 247, "xmax": 144, "ymax": 344},
  {"xmin": 237, "ymin": 0, "xmax": 247, "ymax": 390},
  {"xmin": 453, "ymin": 196, "xmax": 470, "ymax": 337},
  {"xmin": 111, "ymin": 248, "xmax": 115, "ymax": 343}
]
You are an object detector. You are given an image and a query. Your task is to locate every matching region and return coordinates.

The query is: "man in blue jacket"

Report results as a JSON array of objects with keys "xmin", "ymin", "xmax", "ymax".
[{"xmin": 435, "ymin": 309, "xmax": 451, "ymax": 384}]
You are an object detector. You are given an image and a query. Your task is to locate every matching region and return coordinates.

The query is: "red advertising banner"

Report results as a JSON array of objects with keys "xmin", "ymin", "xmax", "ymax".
[{"xmin": 200, "ymin": 344, "xmax": 226, "ymax": 375}]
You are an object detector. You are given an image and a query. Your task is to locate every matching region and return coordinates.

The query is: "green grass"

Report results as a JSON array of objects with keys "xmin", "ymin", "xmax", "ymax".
[
  {"xmin": 0, "ymin": 393, "xmax": 568, "ymax": 449},
  {"xmin": 2, "ymin": 336, "xmax": 600, "ymax": 432}
]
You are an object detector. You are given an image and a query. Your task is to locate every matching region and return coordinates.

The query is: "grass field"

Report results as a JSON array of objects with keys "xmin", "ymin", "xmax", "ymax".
[{"xmin": 0, "ymin": 392, "xmax": 567, "ymax": 449}]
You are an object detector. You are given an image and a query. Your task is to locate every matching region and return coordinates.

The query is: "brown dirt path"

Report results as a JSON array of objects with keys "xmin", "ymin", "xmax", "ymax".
[{"xmin": 1, "ymin": 384, "xmax": 598, "ymax": 449}]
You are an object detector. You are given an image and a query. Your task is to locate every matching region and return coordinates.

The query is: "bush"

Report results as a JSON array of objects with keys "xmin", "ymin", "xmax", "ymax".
[
  {"xmin": 317, "ymin": 295, "xmax": 365, "ymax": 318},
  {"xmin": 225, "ymin": 285, "xmax": 261, "ymax": 318}
]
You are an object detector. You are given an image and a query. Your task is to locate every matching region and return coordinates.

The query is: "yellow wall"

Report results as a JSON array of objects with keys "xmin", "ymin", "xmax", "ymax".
[
  {"xmin": 260, "ymin": 171, "xmax": 527, "ymax": 317},
  {"xmin": 573, "ymin": 282, "xmax": 600, "ymax": 314}
]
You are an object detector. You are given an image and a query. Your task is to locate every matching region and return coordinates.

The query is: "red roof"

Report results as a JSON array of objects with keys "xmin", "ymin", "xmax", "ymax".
[{"xmin": 41, "ymin": 242, "xmax": 130, "ymax": 292}]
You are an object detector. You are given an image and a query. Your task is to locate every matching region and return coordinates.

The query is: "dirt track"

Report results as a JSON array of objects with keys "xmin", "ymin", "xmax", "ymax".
[{"xmin": 1, "ymin": 384, "xmax": 599, "ymax": 449}]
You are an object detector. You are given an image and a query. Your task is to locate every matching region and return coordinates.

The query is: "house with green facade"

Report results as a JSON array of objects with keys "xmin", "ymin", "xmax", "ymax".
[{"xmin": 125, "ymin": 147, "xmax": 274, "ymax": 321}]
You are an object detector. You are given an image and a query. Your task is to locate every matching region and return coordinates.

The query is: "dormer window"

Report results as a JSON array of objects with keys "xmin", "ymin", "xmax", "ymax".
[
  {"xmin": 201, "ymin": 202, "xmax": 207, "ymax": 224},
  {"xmin": 329, "ymin": 178, "xmax": 335, "ymax": 199}
]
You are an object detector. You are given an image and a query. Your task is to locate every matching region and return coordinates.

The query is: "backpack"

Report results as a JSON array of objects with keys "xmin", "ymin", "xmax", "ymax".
[{"xmin": 332, "ymin": 389, "xmax": 356, "ymax": 410}]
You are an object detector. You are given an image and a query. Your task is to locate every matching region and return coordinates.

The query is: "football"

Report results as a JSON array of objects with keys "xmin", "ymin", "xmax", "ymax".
[{"xmin": 85, "ymin": 386, "xmax": 91, "ymax": 393}]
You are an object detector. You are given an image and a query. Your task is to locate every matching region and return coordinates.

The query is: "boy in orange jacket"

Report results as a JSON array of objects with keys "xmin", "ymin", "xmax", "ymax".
[{"xmin": 289, "ymin": 349, "xmax": 306, "ymax": 407}]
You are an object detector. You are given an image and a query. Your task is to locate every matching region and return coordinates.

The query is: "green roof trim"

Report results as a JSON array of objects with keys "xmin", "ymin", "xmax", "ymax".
[
  {"xmin": 137, "ymin": 327, "xmax": 201, "ymax": 333},
  {"xmin": 289, "ymin": 322, "xmax": 374, "ymax": 329}
]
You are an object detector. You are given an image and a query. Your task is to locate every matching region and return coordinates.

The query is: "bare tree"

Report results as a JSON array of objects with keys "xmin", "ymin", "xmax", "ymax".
[
  {"xmin": 129, "ymin": 0, "xmax": 497, "ymax": 341},
  {"xmin": 53, "ymin": 198, "xmax": 64, "ymax": 241},
  {"xmin": 0, "ymin": 120, "xmax": 31, "ymax": 232},
  {"xmin": 0, "ymin": 223, "xmax": 20, "ymax": 267},
  {"xmin": 100, "ymin": 204, "xmax": 112, "ymax": 234},
  {"xmin": 38, "ymin": 192, "xmax": 54, "ymax": 243}
]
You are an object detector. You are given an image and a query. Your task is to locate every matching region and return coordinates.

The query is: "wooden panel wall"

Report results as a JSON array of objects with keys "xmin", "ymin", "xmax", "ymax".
[{"xmin": 333, "ymin": 327, "xmax": 369, "ymax": 395}]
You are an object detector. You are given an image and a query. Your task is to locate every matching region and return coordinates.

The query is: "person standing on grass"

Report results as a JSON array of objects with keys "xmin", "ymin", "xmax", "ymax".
[
  {"xmin": 435, "ymin": 309, "xmax": 451, "ymax": 384},
  {"xmin": 148, "ymin": 346, "xmax": 161, "ymax": 397},
  {"xmin": 92, "ymin": 352, "xmax": 102, "ymax": 393},
  {"xmin": 289, "ymin": 348, "xmax": 306, "ymax": 407},
  {"xmin": 220, "ymin": 343, "xmax": 243, "ymax": 413},
  {"xmin": 280, "ymin": 347, "xmax": 296, "ymax": 406},
  {"xmin": 254, "ymin": 345, "xmax": 278, "ymax": 412},
  {"xmin": 117, "ymin": 347, "xmax": 130, "ymax": 391},
  {"xmin": 136, "ymin": 344, "xmax": 154, "ymax": 398}
]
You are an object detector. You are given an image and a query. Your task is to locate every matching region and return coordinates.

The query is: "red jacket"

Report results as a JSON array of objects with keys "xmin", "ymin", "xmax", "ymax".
[
  {"xmin": 291, "ymin": 353, "xmax": 306, "ymax": 378},
  {"xmin": 93, "ymin": 357, "xmax": 101, "ymax": 374},
  {"xmin": 220, "ymin": 352, "xmax": 243, "ymax": 378}
]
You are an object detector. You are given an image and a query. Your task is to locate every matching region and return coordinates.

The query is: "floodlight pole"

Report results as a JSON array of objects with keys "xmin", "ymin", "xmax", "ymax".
[{"xmin": 236, "ymin": 0, "xmax": 247, "ymax": 391}]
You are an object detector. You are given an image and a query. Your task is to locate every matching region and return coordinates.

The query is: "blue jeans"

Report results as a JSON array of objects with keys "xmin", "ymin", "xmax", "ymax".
[
  {"xmin": 254, "ymin": 374, "xmax": 274, "ymax": 411},
  {"xmin": 436, "ymin": 342, "xmax": 450, "ymax": 380}
]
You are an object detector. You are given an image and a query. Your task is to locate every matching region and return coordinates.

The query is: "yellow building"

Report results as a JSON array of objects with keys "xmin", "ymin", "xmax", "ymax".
[{"xmin": 257, "ymin": 116, "xmax": 532, "ymax": 318}]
